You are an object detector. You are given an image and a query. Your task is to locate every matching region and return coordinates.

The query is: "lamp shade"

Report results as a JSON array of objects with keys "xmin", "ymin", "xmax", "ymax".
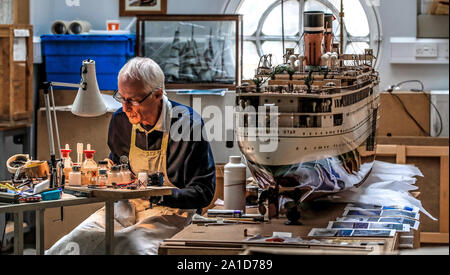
[{"xmin": 71, "ymin": 59, "xmax": 108, "ymax": 117}]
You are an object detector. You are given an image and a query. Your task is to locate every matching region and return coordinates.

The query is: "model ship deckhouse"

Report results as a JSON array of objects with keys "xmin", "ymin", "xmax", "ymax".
[{"xmin": 235, "ymin": 10, "xmax": 381, "ymax": 222}]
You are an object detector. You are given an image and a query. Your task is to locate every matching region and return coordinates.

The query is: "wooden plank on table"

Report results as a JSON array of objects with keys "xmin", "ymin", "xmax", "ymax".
[
  {"xmin": 64, "ymin": 186, "xmax": 174, "ymax": 200},
  {"xmin": 420, "ymin": 232, "xmax": 449, "ymax": 244},
  {"xmin": 159, "ymin": 245, "xmax": 243, "ymax": 255},
  {"xmin": 441, "ymin": 156, "xmax": 449, "ymax": 233},
  {"xmin": 407, "ymin": 146, "xmax": 449, "ymax": 157},
  {"xmin": 371, "ymin": 145, "xmax": 448, "ymax": 158},
  {"xmin": 242, "ymin": 246, "xmax": 387, "ymax": 255},
  {"xmin": 374, "ymin": 145, "xmax": 397, "ymax": 156}
]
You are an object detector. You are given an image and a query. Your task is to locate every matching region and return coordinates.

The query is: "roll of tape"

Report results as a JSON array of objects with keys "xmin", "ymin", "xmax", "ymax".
[
  {"xmin": 51, "ymin": 20, "xmax": 70, "ymax": 34},
  {"xmin": 68, "ymin": 20, "xmax": 92, "ymax": 34}
]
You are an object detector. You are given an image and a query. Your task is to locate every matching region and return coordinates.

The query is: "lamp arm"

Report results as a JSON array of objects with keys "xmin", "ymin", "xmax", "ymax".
[
  {"xmin": 50, "ymin": 86, "xmax": 62, "ymax": 160},
  {"xmin": 41, "ymin": 81, "xmax": 82, "ymax": 188},
  {"xmin": 50, "ymin": 81, "xmax": 82, "ymax": 89}
]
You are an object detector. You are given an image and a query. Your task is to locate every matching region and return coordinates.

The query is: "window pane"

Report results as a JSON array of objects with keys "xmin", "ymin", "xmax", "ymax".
[
  {"xmin": 243, "ymin": 41, "xmax": 260, "ymax": 80},
  {"xmin": 305, "ymin": 0, "xmax": 369, "ymax": 37},
  {"xmin": 238, "ymin": 0, "xmax": 276, "ymax": 36},
  {"xmin": 262, "ymin": 41, "xmax": 299, "ymax": 66},
  {"xmin": 305, "ymin": 0, "xmax": 333, "ymax": 12},
  {"xmin": 304, "ymin": 0, "xmax": 340, "ymax": 38},
  {"xmin": 262, "ymin": 0, "xmax": 300, "ymax": 36},
  {"xmin": 342, "ymin": 0, "xmax": 369, "ymax": 36},
  {"xmin": 345, "ymin": 42, "xmax": 369, "ymax": 54}
]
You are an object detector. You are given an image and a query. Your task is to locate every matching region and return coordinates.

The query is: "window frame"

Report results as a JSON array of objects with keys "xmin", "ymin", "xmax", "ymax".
[{"xmin": 225, "ymin": 0, "xmax": 383, "ymax": 79}]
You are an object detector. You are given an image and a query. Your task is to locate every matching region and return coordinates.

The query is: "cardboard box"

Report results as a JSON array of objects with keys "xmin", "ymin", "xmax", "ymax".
[
  {"xmin": 417, "ymin": 14, "xmax": 449, "ymax": 38},
  {"xmin": 0, "ymin": 24, "xmax": 33, "ymax": 127},
  {"xmin": 377, "ymin": 91, "xmax": 431, "ymax": 137}
]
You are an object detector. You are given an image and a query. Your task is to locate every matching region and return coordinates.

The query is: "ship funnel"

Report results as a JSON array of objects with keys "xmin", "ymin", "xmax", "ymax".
[
  {"xmin": 324, "ymin": 13, "xmax": 334, "ymax": 53},
  {"xmin": 304, "ymin": 11, "xmax": 325, "ymax": 67}
]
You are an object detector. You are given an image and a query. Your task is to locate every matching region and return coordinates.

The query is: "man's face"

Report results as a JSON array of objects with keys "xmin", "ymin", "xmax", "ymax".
[{"xmin": 118, "ymin": 77, "xmax": 152, "ymax": 125}]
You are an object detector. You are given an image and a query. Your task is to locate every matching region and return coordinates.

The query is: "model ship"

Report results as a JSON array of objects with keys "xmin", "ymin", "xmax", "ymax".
[
  {"xmin": 235, "ymin": 11, "xmax": 380, "ymax": 224},
  {"xmin": 161, "ymin": 26, "xmax": 234, "ymax": 84}
]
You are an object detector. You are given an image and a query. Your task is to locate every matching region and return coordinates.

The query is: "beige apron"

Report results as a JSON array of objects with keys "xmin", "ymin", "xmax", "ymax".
[
  {"xmin": 47, "ymin": 95, "xmax": 195, "ymax": 255},
  {"xmin": 116, "ymin": 94, "xmax": 194, "ymax": 227}
]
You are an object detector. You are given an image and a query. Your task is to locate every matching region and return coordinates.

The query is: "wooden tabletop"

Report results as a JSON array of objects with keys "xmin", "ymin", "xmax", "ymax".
[
  {"xmin": 64, "ymin": 186, "xmax": 174, "ymax": 200},
  {"xmin": 160, "ymin": 201, "xmax": 399, "ymax": 255},
  {"xmin": 0, "ymin": 187, "xmax": 174, "ymax": 213}
]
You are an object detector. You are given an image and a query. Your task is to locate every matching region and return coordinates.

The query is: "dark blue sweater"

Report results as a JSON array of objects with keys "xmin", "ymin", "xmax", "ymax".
[{"xmin": 107, "ymin": 101, "xmax": 216, "ymax": 210}]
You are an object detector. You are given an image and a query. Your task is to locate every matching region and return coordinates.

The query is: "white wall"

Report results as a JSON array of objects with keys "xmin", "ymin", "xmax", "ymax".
[
  {"xmin": 30, "ymin": 0, "xmax": 229, "ymax": 36},
  {"xmin": 30, "ymin": 0, "xmax": 448, "ymax": 91},
  {"xmin": 378, "ymin": 0, "xmax": 449, "ymax": 91}
]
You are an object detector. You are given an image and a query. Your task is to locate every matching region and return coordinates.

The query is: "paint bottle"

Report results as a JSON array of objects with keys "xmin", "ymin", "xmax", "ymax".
[
  {"xmin": 61, "ymin": 144, "xmax": 73, "ymax": 183},
  {"xmin": 81, "ymin": 144, "xmax": 98, "ymax": 186},
  {"xmin": 224, "ymin": 156, "xmax": 247, "ymax": 212}
]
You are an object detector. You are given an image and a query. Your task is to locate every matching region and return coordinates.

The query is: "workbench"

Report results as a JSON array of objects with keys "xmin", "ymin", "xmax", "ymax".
[
  {"xmin": 0, "ymin": 186, "xmax": 173, "ymax": 255},
  {"xmin": 159, "ymin": 202, "xmax": 400, "ymax": 255}
]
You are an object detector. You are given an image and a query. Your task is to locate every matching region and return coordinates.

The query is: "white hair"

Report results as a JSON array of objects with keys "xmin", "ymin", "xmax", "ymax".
[{"xmin": 118, "ymin": 57, "xmax": 165, "ymax": 92}]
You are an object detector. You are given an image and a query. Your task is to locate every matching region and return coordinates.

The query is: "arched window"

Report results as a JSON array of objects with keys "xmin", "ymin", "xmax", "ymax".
[{"xmin": 227, "ymin": 0, "xmax": 382, "ymax": 80}]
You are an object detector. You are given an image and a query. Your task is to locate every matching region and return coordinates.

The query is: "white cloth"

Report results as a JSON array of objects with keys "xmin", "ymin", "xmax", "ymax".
[
  {"xmin": 46, "ymin": 202, "xmax": 193, "ymax": 255},
  {"xmin": 322, "ymin": 160, "xmax": 437, "ymax": 221}
]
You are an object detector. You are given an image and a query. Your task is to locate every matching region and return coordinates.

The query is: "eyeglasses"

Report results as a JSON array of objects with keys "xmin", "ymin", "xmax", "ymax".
[{"xmin": 113, "ymin": 88, "xmax": 160, "ymax": 106}]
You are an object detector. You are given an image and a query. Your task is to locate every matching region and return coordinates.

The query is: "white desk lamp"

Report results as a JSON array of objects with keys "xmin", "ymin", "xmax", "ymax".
[{"xmin": 41, "ymin": 59, "xmax": 107, "ymax": 189}]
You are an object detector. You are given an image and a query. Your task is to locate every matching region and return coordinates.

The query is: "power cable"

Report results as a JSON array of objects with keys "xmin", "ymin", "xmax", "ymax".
[{"xmin": 387, "ymin": 80, "xmax": 443, "ymax": 137}]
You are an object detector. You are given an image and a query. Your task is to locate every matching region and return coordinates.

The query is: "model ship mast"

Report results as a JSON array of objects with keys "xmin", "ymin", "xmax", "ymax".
[
  {"xmin": 163, "ymin": 28, "xmax": 181, "ymax": 82},
  {"xmin": 161, "ymin": 23, "xmax": 234, "ymax": 84},
  {"xmin": 340, "ymin": 0, "xmax": 344, "ymax": 55},
  {"xmin": 179, "ymin": 26, "xmax": 197, "ymax": 82}
]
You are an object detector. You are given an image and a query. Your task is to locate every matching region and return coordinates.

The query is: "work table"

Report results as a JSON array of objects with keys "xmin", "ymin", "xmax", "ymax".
[{"xmin": 160, "ymin": 202, "xmax": 400, "ymax": 255}]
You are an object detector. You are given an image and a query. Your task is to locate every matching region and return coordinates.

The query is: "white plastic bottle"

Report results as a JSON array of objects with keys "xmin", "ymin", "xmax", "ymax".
[
  {"xmin": 224, "ymin": 156, "xmax": 247, "ymax": 212},
  {"xmin": 68, "ymin": 166, "xmax": 82, "ymax": 187}
]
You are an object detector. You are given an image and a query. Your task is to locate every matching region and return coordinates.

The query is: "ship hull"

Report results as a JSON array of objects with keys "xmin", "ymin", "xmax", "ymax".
[{"xmin": 236, "ymin": 91, "xmax": 379, "ymax": 202}]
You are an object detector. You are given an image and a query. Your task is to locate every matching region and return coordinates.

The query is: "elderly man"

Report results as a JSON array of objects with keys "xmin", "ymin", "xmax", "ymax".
[{"xmin": 47, "ymin": 57, "xmax": 216, "ymax": 255}]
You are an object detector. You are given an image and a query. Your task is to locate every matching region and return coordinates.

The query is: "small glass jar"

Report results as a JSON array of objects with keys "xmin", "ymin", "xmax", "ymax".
[
  {"xmin": 68, "ymin": 166, "xmax": 82, "ymax": 187},
  {"xmin": 98, "ymin": 160, "xmax": 109, "ymax": 171},
  {"xmin": 121, "ymin": 164, "xmax": 132, "ymax": 184},
  {"xmin": 108, "ymin": 166, "xmax": 122, "ymax": 187},
  {"xmin": 98, "ymin": 169, "xmax": 108, "ymax": 188}
]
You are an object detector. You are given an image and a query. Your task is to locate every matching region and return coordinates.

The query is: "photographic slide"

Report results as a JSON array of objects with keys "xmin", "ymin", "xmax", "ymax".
[{"xmin": 327, "ymin": 221, "xmax": 410, "ymax": 232}]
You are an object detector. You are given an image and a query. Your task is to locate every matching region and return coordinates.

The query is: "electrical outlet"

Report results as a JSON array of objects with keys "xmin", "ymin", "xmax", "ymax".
[{"xmin": 415, "ymin": 43, "xmax": 438, "ymax": 58}]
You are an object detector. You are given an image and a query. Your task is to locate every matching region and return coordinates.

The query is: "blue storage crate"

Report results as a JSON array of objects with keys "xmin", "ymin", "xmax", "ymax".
[{"xmin": 41, "ymin": 34, "xmax": 136, "ymax": 91}]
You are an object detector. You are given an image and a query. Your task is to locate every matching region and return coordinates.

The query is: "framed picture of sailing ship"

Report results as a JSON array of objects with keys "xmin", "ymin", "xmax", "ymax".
[
  {"xmin": 119, "ymin": 0, "xmax": 167, "ymax": 16},
  {"xmin": 136, "ymin": 15, "xmax": 243, "ymax": 89}
]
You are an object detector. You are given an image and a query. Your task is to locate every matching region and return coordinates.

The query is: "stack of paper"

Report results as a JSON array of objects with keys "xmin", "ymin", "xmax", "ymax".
[{"xmin": 308, "ymin": 203, "xmax": 421, "ymax": 247}]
